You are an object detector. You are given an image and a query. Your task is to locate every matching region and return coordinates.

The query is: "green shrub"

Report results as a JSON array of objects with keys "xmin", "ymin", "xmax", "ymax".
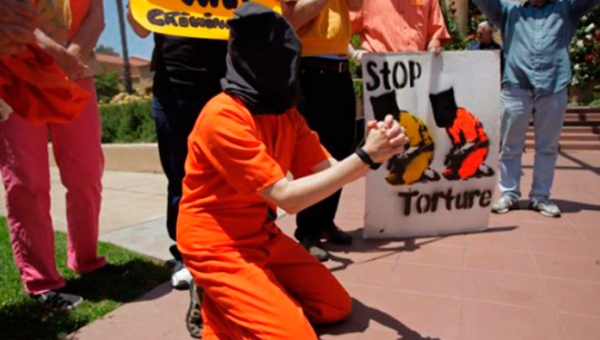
[
  {"xmin": 100, "ymin": 100, "xmax": 156, "ymax": 143},
  {"xmin": 94, "ymin": 72, "xmax": 121, "ymax": 104},
  {"xmin": 443, "ymin": 1, "xmax": 468, "ymax": 50}
]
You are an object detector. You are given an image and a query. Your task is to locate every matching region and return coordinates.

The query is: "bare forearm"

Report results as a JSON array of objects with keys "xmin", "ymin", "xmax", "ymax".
[
  {"xmin": 261, "ymin": 154, "xmax": 370, "ymax": 214},
  {"xmin": 262, "ymin": 116, "xmax": 407, "ymax": 214},
  {"xmin": 127, "ymin": 6, "xmax": 151, "ymax": 38},
  {"xmin": 282, "ymin": 0, "xmax": 331, "ymax": 31},
  {"xmin": 68, "ymin": 0, "xmax": 105, "ymax": 58},
  {"xmin": 35, "ymin": 29, "xmax": 66, "ymax": 57}
]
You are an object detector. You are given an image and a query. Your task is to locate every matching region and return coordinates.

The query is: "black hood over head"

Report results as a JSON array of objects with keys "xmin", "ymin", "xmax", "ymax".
[
  {"xmin": 429, "ymin": 87, "xmax": 458, "ymax": 128},
  {"xmin": 221, "ymin": 3, "xmax": 302, "ymax": 115}
]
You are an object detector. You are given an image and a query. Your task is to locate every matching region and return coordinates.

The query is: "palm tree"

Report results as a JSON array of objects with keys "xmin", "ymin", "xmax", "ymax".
[{"xmin": 116, "ymin": 0, "xmax": 134, "ymax": 94}]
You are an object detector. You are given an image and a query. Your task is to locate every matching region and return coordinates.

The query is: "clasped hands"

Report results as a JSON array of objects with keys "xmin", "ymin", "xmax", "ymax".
[{"xmin": 363, "ymin": 114, "xmax": 408, "ymax": 164}]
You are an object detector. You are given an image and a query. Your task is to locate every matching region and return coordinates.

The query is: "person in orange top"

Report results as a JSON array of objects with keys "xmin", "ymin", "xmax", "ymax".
[
  {"xmin": 350, "ymin": 0, "xmax": 450, "ymax": 59},
  {"xmin": 177, "ymin": 4, "xmax": 407, "ymax": 339},
  {"xmin": 0, "ymin": 0, "xmax": 126, "ymax": 311}
]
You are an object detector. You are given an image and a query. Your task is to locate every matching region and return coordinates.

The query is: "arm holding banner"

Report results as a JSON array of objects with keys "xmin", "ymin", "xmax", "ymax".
[
  {"xmin": 471, "ymin": 0, "xmax": 505, "ymax": 28},
  {"xmin": 348, "ymin": 43, "xmax": 365, "ymax": 62},
  {"xmin": 426, "ymin": 0, "xmax": 451, "ymax": 55},
  {"xmin": 127, "ymin": 5, "xmax": 151, "ymax": 38},
  {"xmin": 67, "ymin": 0, "xmax": 105, "ymax": 61},
  {"xmin": 281, "ymin": 0, "xmax": 331, "ymax": 30}
]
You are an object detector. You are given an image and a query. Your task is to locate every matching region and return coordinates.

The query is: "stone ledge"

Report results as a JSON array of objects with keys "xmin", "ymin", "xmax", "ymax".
[{"xmin": 48, "ymin": 143, "xmax": 162, "ymax": 173}]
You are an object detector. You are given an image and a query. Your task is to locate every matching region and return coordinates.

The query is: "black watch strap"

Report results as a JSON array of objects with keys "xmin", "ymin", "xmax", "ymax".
[{"xmin": 355, "ymin": 147, "xmax": 382, "ymax": 170}]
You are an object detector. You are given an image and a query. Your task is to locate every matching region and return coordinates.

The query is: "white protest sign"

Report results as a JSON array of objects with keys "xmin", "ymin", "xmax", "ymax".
[{"xmin": 362, "ymin": 51, "xmax": 501, "ymax": 239}]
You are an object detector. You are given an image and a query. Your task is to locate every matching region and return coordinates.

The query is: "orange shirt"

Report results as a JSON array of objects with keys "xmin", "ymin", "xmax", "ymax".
[
  {"xmin": 177, "ymin": 93, "xmax": 331, "ymax": 250},
  {"xmin": 351, "ymin": 0, "xmax": 450, "ymax": 52},
  {"xmin": 447, "ymin": 108, "xmax": 489, "ymax": 145}
]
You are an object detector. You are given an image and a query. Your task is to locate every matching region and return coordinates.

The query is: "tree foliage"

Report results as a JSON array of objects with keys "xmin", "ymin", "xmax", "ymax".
[
  {"xmin": 94, "ymin": 72, "xmax": 121, "ymax": 104},
  {"xmin": 95, "ymin": 44, "xmax": 119, "ymax": 56}
]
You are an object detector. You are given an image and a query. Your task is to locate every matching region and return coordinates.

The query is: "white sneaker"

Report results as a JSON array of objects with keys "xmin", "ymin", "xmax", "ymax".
[{"xmin": 171, "ymin": 266, "xmax": 192, "ymax": 290}]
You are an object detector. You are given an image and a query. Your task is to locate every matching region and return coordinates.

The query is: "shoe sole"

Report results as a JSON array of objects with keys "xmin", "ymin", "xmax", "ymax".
[
  {"xmin": 172, "ymin": 278, "xmax": 191, "ymax": 290},
  {"xmin": 539, "ymin": 211, "xmax": 561, "ymax": 218},
  {"xmin": 492, "ymin": 200, "xmax": 520, "ymax": 214},
  {"xmin": 528, "ymin": 205, "xmax": 561, "ymax": 218},
  {"xmin": 186, "ymin": 285, "xmax": 202, "ymax": 339},
  {"xmin": 492, "ymin": 207, "xmax": 518, "ymax": 214},
  {"xmin": 532, "ymin": 208, "xmax": 561, "ymax": 218}
]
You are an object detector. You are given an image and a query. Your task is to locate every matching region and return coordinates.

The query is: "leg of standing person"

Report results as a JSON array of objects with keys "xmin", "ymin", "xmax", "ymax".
[
  {"xmin": 152, "ymin": 93, "xmax": 182, "ymax": 260},
  {"xmin": 295, "ymin": 64, "xmax": 356, "ymax": 260},
  {"xmin": 528, "ymin": 88, "xmax": 568, "ymax": 217},
  {"xmin": 0, "ymin": 115, "xmax": 64, "ymax": 295},
  {"xmin": 153, "ymin": 82, "xmax": 222, "ymax": 288},
  {"xmin": 492, "ymin": 86, "xmax": 533, "ymax": 214},
  {"xmin": 0, "ymin": 111, "xmax": 84, "ymax": 309},
  {"xmin": 50, "ymin": 77, "xmax": 106, "ymax": 274}
]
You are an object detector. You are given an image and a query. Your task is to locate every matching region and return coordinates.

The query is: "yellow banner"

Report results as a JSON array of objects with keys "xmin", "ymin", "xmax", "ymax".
[{"xmin": 130, "ymin": 0, "xmax": 282, "ymax": 40}]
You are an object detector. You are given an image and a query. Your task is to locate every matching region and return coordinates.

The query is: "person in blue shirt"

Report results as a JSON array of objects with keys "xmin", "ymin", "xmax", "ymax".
[{"xmin": 473, "ymin": 0, "xmax": 600, "ymax": 218}]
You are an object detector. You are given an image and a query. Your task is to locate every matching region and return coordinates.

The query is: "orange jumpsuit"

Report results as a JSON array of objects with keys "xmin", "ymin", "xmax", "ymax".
[
  {"xmin": 177, "ymin": 93, "xmax": 351, "ymax": 339},
  {"xmin": 444, "ymin": 107, "xmax": 490, "ymax": 180}
]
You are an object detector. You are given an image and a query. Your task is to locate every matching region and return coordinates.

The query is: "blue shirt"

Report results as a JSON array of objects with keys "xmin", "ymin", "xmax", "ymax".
[{"xmin": 472, "ymin": 0, "xmax": 600, "ymax": 94}]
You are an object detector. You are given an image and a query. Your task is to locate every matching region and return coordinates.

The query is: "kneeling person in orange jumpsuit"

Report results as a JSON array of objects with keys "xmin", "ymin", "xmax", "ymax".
[{"xmin": 177, "ymin": 3, "xmax": 407, "ymax": 339}]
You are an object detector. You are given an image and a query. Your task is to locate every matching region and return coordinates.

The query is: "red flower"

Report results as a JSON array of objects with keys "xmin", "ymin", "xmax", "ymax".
[
  {"xmin": 585, "ymin": 54, "xmax": 593, "ymax": 62},
  {"xmin": 595, "ymin": 30, "xmax": 600, "ymax": 40}
]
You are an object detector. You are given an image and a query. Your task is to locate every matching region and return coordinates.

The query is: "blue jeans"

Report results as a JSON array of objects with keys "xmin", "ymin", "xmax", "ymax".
[{"xmin": 498, "ymin": 86, "xmax": 568, "ymax": 201}]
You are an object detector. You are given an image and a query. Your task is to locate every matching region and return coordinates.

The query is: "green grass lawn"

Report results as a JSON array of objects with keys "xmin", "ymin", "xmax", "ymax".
[{"xmin": 0, "ymin": 218, "xmax": 171, "ymax": 339}]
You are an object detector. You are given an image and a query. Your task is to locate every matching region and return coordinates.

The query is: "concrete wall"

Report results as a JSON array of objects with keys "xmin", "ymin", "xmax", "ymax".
[{"xmin": 49, "ymin": 143, "xmax": 163, "ymax": 174}]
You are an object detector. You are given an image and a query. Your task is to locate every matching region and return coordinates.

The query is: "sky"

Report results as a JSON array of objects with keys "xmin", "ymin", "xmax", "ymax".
[{"xmin": 97, "ymin": 0, "xmax": 154, "ymax": 60}]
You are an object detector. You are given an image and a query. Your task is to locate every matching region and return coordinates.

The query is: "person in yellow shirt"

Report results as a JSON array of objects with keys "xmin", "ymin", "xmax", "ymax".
[{"xmin": 281, "ymin": 0, "xmax": 363, "ymax": 261}]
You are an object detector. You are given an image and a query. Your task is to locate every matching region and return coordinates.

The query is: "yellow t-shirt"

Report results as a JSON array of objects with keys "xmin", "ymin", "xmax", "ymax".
[{"xmin": 285, "ymin": 0, "xmax": 351, "ymax": 56}]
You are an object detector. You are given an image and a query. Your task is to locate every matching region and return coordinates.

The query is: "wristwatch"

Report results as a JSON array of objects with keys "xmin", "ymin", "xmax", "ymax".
[{"xmin": 355, "ymin": 147, "xmax": 382, "ymax": 170}]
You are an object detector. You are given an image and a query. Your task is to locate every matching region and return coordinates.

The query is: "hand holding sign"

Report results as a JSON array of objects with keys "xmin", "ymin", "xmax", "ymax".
[{"xmin": 129, "ymin": 0, "xmax": 281, "ymax": 40}]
